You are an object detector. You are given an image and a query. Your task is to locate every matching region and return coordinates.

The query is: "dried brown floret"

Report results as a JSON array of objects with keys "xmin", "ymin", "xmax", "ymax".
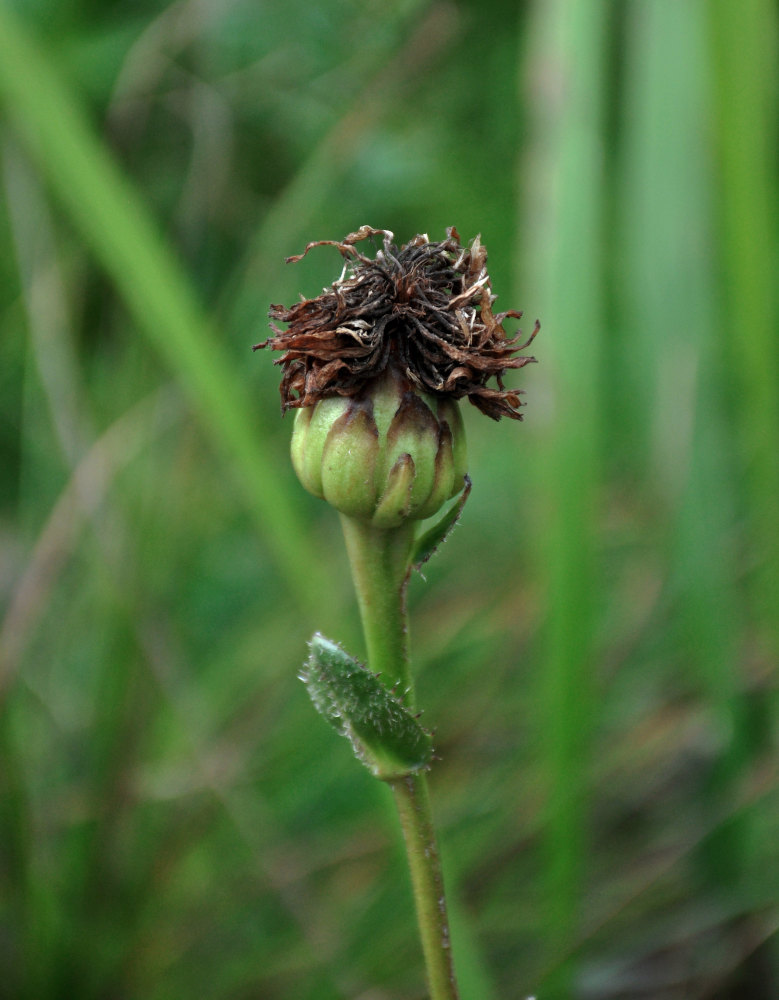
[{"xmin": 254, "ymin": 225, "xmax": 538, "ymax": 420}]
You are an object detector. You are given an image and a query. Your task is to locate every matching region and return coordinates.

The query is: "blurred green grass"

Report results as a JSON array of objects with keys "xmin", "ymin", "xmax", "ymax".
[{"xmin": 0, "ymin": 1, "xmax": 777, "ymax": 998}]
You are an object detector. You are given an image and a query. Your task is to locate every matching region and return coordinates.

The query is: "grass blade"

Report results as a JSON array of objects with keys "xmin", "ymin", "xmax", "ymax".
[
  {"xmin": 521, "ymin": 2, "xmax": 608, "ymax": 994},
  {"xmin": 707, "ymin": 0, "xmax": 779, "ymax": 654},
  {"xmin": 0, "ymin": 5, "xmax": 322, "ymax": 608}
]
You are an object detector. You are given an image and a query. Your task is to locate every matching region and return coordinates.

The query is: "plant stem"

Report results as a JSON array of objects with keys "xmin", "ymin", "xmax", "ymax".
[
  {"xmin": 391, "ymin": 773, "xmax": 459, "ymax": 1000},
  {"xmin": 339, "ymin": 514, "xmax": 460, "ymax": 1000},
  {"xmin": 339, "ymin": 515, "xmax": 415, "ymax": 693}
]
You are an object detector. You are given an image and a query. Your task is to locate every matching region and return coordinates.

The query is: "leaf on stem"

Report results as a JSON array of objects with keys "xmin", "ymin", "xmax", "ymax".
[
  {"xmin": 301, "ymin": 633, "xmax": 433, "ymax": 780},
  {"xmin": 410, "ymin": 474, "xmax": 472, "ymax": 571}
]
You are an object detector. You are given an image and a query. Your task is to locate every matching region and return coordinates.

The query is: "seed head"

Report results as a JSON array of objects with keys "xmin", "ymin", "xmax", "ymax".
[{"xmin": 255, "ymin": 225, "xmax": 538, "ymax": 421}]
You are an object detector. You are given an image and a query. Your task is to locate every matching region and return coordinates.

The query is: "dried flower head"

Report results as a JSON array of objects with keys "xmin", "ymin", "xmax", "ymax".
[{"xmin": 255, "ymin": 226, "xmax": 538, "ymax": 421}]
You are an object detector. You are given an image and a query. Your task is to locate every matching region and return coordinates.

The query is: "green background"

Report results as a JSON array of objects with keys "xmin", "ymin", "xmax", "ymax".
[{"xmin": 0, "ymin": 1, "xmax": 777, "ymax": 997}]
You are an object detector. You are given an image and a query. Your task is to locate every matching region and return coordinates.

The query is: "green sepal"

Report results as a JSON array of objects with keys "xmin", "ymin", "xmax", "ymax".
[
  {"xmin": 410, "ymin": 474, "xmax": 472, "ymax": 571},
  {"xmin": 301, "ymin": 633, "xmax": 433, "ymax": 780}
]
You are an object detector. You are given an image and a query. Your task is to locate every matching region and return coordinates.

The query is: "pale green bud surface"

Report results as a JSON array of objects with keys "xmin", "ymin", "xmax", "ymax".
[{"xmin": 291, "ymin": 368, "xmax": 467, "ymax": 528}]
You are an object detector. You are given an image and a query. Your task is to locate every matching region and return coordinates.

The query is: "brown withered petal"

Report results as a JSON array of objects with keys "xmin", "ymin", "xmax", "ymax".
[{"xmin": 254, "ymin": 225, "xmax": 539, "ymax": 420}]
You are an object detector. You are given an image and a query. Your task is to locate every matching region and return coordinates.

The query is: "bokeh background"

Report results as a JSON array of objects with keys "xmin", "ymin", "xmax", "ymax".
[{"xmin": 1, "ymin": 1, "xmax": 777, "ymax": 998}]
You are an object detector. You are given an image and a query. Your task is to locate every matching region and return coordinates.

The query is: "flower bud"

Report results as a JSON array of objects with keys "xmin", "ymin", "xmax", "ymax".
[{"xmin": 291, "ymin": 368, "xmax": 467, "ymax": 528}]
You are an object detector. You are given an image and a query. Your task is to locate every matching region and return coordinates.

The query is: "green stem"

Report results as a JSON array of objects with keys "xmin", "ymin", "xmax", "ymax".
[
  {"xmin": 339, "ymin": 515, "xmax": 415, "ymax": 693},
  {"xmin": 339, "ymin": 514, "xmax": 460, "ymax": 1000},
  {"xmin": 391, "ymin": 773, "xmax": 459, "ymax": 1000}
]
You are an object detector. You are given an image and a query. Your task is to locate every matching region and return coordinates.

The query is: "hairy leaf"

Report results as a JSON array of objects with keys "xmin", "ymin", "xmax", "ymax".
[{"xmin": 301, "ymin": 634, "xmax": 433, "ymax": 780}]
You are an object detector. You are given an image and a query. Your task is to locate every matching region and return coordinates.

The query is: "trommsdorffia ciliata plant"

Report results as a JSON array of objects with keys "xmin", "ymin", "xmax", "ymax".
[{"xmin": 255, "ymin": 225, "xmax": 538, "ymax": 1000}]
